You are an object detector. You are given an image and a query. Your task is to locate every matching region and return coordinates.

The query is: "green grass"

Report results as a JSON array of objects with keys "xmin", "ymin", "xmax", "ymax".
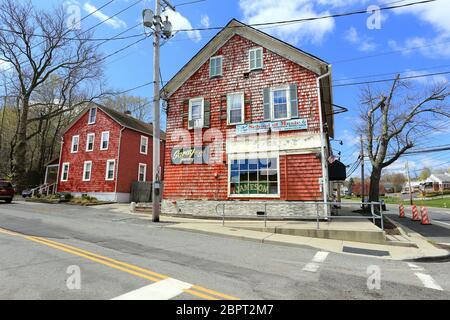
[
  {"xmin": 381, "ymin": 196, "xmax": 449, "ymax": 209},
  {"xmin": 342, "ymin": 195, "xmax": 450, "ymax": 209}
]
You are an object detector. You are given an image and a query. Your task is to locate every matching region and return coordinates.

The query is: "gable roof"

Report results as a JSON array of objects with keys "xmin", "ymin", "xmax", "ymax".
[
  {"xmin": 62, "ymin": 103, "xmax": 166, "ymax": 140},
  {"xmin": 429, "ymin": 174, "xmax": 450, "ymax": 183},
  {"xmin": 160, "ymin": 18, "xmax": 334, "ymax": 137}
]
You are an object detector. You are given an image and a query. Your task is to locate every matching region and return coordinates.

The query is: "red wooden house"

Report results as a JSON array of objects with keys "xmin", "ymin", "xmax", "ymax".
[
  {"xmin": 55, "ymin": 104, "xmax": 165, "ymax": 202},
  {"xmin": 160, "ymin": 19, "xmax": 335, "ymax": 217}
]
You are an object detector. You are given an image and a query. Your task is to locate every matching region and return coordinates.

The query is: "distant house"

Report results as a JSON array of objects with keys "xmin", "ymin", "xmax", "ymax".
[
  {"xmin": 425, "ymin": 173, "xmax": 450, "ymax": 192},
  {"xmin": 401, "ymin": 181, "xmax": 422, "ymax": 194},
  {"xmin": 351, "ymin": 182, "xmax": 386, "ymax": 197},
  {"xmin": 53, "ymin": 104, "xmax": 165, "ymax": 202}
]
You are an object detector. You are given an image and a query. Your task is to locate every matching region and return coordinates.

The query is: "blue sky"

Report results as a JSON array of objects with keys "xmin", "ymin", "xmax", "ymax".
[{"xmin": 28, "ymin": 0, "xmax": 450, "ymax": 178}]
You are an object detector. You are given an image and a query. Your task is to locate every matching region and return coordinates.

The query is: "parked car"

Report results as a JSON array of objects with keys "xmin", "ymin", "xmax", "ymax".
[
  {"xmin": 0, "ymin": 180, "xmax": 14, "ymax": 203},
  {"xmin": 21, "ymin": 186, "xmax": 37, "ymax": 198}
]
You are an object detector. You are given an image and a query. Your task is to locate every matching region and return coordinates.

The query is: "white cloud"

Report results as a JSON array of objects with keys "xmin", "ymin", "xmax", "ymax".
[
  {"xmin": 402, "ymin": 69, "xmax": 448, "ymax": 85},
  {"xmin": 344, "ymin": 27, "xmax": 377, "ymax": 52},
  {"xmin": 239, "ymin": 0, "xmax": 336, "ymax": 45},
  {"xmin": 200, "ymin": 15, "xmax": 210, "ymax": 28},
  {"xmin": 83, "ymin": 2, "xmax": 127, "ymax": 29},
  {"xmin": 388, "ymin": 35, "xmax": 450, "ymax": 59},
  {"xmin": 163, "ymin": 9, "xmax": 201, "ymax": 42}
]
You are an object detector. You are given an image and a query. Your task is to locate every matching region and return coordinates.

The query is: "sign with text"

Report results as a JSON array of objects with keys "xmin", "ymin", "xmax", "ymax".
[
  {"xmin": 171, "ymin": 146, "xmax": 210, "ymax": 164},
  {"xmin": 236, "ymin": 118, "xmax": 308, "ymax": 135}
]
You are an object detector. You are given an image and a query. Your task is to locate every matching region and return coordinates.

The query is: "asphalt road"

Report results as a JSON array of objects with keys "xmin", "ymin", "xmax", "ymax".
[
  {"xmin": 384, "ymin": 204, "xmax": 450, "ymax": 245},
  {"xmin": 0, "ymin": 200, "xmax": 450, "ymax": 300}
]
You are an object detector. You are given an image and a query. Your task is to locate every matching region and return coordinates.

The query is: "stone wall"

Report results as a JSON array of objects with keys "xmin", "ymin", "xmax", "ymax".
[{"xmin": 162, "ymin": 199, "xmax": 325, "ymax": 219}]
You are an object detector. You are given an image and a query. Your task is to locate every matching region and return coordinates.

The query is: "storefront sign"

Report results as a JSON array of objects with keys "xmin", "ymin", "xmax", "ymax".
[
  {"xmin": 236, "ymin": 118, "xmax": 307, "ymax": 135},
  {"xmin": 171, "ymin": 146, "xmax": 209, "ymax": 164},
  {"xmin": 235, "ymin": 182, "xmax": 269, "ymax": 194}
]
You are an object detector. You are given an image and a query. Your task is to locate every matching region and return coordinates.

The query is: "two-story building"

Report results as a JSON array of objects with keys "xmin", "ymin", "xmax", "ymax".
[
  {"xmin": 56, "ymin": 104, "xmax": 165, "ymax": 202},
  {"xmin": 160, "ymin": 19, "xmax": 335, "ymax": 217}
]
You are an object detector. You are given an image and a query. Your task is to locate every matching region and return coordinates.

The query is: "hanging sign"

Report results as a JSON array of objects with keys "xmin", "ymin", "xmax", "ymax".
[
  {"xmin": 236, "ymin": 118, "xmax": 308, "ymax": 135},
  {"xmin": 171, "ymin": 146, "xmax": 210, "ymax": 164}
]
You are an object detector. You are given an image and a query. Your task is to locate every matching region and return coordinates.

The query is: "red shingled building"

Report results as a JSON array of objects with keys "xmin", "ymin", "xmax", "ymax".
[
  {"xmin": 160, "ymin": 20, "xmax": 335, "ymax": 217},
  {"xmin": 55, "ymin": 104, "xmax": 165, "ymax": 202}
]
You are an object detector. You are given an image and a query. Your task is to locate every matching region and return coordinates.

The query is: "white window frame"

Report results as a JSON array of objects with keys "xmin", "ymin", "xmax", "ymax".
[
  {"xmin": 71, "ymin": 135, "xmax": 79, "ymax": 153},
  {"xmin": 227, "ymin": 154, "xmax": 280, "ymax": 198},
  {"xmin": 249, "ymin": 47, "xmax": 263, "ymax": 71},
  {"xmin": 100, "ymin": 131, "xmax": 110, "ymax": 150},
  {"xmin": 209, "ymin": 55, "xmax": 223, "ymax": 78},
  {"xmin": 82, "ymin": 161, "xmax": 92, "ymax": 182},
  {"xmin": 86, "ymin": 133, "xmax": 95, "ymax": 152},
  {"xmin": 88, "ymin": 107, "xmax": 97, "ymax": 124},
  {"xmin": 140, "ymin": 136, "xmax": 148, "ymax": 155},
  {"xmin": 188, "ymin": 97, "xmax": 204, "ymax": 129},
  {"xmin": 270, "ymin": 86, "xmax": 291, "ymax": 121},
  {"xmin": 61, "ymin": 162, "xmax": 70, "ymax": 182},
  {"xmin": 105, "ymin": 159, "xmax": 115, "ymax": 181},
  {"xmin": 227, "ymin": 92, "xmax": 245, "ymax": 125},
  {"xmin": 138, "ymin": 163, "xmax": 147, "ymax": 182}
]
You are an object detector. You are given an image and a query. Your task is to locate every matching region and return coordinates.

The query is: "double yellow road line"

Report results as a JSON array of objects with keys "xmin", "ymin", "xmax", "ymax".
[{"xmin": 0, "ymin": 227, "xmax": 239, "ymax": 300}]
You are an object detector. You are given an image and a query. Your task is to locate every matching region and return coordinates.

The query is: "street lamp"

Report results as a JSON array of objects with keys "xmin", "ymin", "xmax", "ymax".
[{"xmin": 142, "ymin": 0, "xmax": 174, "ymax": 223}]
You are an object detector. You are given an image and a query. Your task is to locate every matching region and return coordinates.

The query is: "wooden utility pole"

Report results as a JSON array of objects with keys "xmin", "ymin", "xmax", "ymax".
[
  {"xmin": 360, "ymin": 135, "xmax": 365, "ymax": 205},
  {"xmin": 405, "ymin": 161, "xmax": 413, "ymax": 205}
]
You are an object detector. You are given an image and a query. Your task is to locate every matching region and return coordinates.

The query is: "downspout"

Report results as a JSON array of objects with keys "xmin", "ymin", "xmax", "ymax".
[
  {"xmin": 55, "ymin": 136, "xmax": 64, "ymax": 193},
  {"xmin": 316, "ymin": 64, "xmax": 332, "ymax": 216},
  {"xmin": 114, "ymin": 126, "xmax": 126, "ymax": 202}
]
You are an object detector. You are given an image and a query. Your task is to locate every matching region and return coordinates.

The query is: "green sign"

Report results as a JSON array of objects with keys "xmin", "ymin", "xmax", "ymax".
[
  {"xmin": 171, "ymin": 146, "xmax": 209, "ymax": 164},
  {"xmin": 236, "ymin": 183, "xmax": 269, "ymax": 194}
]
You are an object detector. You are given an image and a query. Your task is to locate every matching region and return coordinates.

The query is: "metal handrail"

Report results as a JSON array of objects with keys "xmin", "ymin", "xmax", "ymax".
[{"xmin": 215, "ymin": 201, "xmax": 384, "ymax": 230}]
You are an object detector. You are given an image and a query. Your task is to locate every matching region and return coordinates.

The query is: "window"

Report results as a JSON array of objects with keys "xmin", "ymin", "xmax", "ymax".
[
  {"xmin": 105, "ymin": 160, "xmax": 115, "ymax": 181},
  {"xmin": 61, "ymin": 163, "xmax": 70, "ymax": 182},
  {"xmin": 140, "ymin": 136, "xmax": 148, "ymax": 154},
  {"xmin": 229, "ymin": 157, "xmax": 279, "ymax": 196},
  {"xmin": 188, "ymin": 97, "xmax": 204, "ymax": 129},
  {"xmin": 271, "ymin": 88, "xmax": 290, "ymax": 120},
  {"xmin": 100, "ymin": 131, "xmax": 109, "ymax": 150},
  {"xmin": 138, "ymin": 163, "xmax": 147, "ymax": 182},
  {"xmin": 86, "ymin": 133, "xmax": 95, "ymax": 151},
  {"xmin": 82, "ymin": 161, "xmax": 92, "ymax": 181},
  {"xmin": 71, "ymin": 136, "xmax": 79, "ymax": 153},
  {"xmin": 249, "ymin": 47, "xmax": 263, "ymax": 70},
  {"xmin": 227, "ymin": 93, "xmax": 244, "ymax": 125},
  {"xmin": 209, "ymin": 56, "xmax": 222, "ymax": 78},
  {"xmin": 88, "ymin": 107, "xmax": 97, "ymax": 124}
]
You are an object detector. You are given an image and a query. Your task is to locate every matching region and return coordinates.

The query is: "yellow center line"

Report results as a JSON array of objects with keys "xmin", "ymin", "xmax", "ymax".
[{"xmin": 0, "ymin": 227, "xmax": 239, "ymax": 300}]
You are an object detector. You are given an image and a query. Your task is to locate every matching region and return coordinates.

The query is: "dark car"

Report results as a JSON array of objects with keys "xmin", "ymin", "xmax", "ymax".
[{"xmin": 0, "ymin": 180, "xmax": 14, "ymax": 203}]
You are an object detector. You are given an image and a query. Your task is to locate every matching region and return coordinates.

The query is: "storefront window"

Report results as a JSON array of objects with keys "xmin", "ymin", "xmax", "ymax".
[{"xmin": 230, "ymin": 157, "xmax": 278, "ymax": 195}]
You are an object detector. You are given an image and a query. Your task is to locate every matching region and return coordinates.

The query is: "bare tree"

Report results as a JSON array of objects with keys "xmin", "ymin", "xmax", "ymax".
[
  {"xmin": 0, "ymin": 0, "xmax": 105, "ymax": 189},
  {"xmin": 101, "ymin": 94, "xmax": 152, "ymax": 122},
  {"xmin": 359, "ymin": 75, "xmax": 450, "ymax": 202}
]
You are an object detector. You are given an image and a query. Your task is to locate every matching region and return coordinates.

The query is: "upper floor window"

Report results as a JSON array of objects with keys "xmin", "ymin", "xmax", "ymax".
[
  {"xmin": 188, "ymin": 97, "xmax": 204, "ymax": 129},
  {"xmin": 227, "ymin": 93, "xmax": 244, "ymax": 125},
  {"xmin": 140, "ymin": 136, "xmax": 148, "ymax": 155},
  {"xmin": 100, "ymin": 131, "xmax": 109, "ymax": 150},
  {"xmin": 71, "ymin": 135, "xmax": 79, "ymax": 153},
  {"xmin": 86, "ymin": 133, "xmax": 95, "ymax": 152},
  {"xmin": 249, "ymin": 47, "xmax": 263, "ymax": 71},
  {"xmin": 83, "ymin": 161, "xmax": 92, "ymax": 181},
  {"xmin": 272, "ymin": 88, "xmax": 290, "ymax": 120},
  {"xmin": 209, "ymin": 56, "xmax": 223, "ymax": 78},
  {"xmin": 138, "ymin": 163, "xmax": 147, "ymax": 182},
  {"xmin": 88, "ymin": 107, "xmax": 97, "ymax": 124},
  {"xmin": 61, "ymin": 163, "xmax": 70, "ymax": 182}
]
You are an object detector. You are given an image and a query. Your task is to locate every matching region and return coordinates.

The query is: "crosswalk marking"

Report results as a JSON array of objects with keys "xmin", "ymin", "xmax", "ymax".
[
  {"xmin": 414, "ymin": 273, "xmax": 443, "ymax": 291},
  {"xmin": 112, "ymin": 278, "xmax": 193, "ymax": 300},
  {"xmin": 303, "ymin": 251, "xmax": 329, "ymax": 273}
]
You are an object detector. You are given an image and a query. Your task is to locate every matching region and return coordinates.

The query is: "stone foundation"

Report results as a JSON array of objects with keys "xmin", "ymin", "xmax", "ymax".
[{"xmin": 162, "ymin": 199, "xmax": 325, "ymax": 219}]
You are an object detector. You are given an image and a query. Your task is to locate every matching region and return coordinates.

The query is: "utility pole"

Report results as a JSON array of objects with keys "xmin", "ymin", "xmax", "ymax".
[
  {"xmin": 405, "ymin": 161, "xmax": 413, "ymax": 205},
  {"xmin": 143, "ymin": 0, "xmax": 174, "ymax": 223},
  {"xmin": 360, "ymin": 135, "xmax": 365, "ymax": 206}
]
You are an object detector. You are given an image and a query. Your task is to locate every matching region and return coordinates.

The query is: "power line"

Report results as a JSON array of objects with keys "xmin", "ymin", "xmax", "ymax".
[{"xmin": 173, "ymin": 0, "xmax": 207, "ymax": 8}]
